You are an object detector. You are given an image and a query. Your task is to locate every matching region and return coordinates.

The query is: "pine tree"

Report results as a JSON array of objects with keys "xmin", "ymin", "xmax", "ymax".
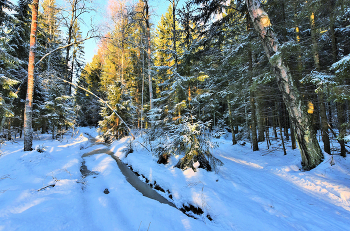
[
  {"xmin": 75, "ymin": 54, "xmax": 103, "ymax": 126},
  {"xmin": 23, "ymin": 0, "xmax": 40, "ymax": 151}
]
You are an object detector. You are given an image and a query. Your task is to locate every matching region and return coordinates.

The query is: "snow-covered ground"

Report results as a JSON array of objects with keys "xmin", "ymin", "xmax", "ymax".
[{"xmin": 1, "ymin": 127, "xmax": 350, "ymax": 230}]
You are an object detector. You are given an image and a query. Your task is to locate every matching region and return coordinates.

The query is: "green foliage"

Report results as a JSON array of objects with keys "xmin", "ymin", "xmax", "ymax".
[
  {"xmin": 173, "ymin": 117, "xmax": 222, "ymax": 171},
  {"xmin": 0, "ymin": 75, "xmax": 19, "ymax": 120},
  {"xmin": 330, "ymin": 55, "xmax": 350, "ymax": 101},
  {"xmin": 75, "ymin": 55, "xmax": 103, "ymax": 126}
]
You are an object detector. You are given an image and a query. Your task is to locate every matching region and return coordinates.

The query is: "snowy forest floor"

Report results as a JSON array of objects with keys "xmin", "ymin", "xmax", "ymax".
[{"xmin": 0, "ymin": 127, "xmax": 350, "ymax": 231}]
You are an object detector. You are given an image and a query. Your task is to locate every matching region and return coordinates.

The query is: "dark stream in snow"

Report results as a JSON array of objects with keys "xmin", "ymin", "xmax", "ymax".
[{"xmin": 81, "ymin": 142, "xmax": 176, "ymax": 208}]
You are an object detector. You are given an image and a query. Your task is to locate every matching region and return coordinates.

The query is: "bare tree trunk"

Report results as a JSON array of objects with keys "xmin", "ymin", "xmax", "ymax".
[
  {"xmin": 24, "ymin": 0, "xmax": 40, "ymax": 151},
  {"xmin": 41, "ymin": 118, "xmax": 47, "ymax": 134},
  {"xmin": 141, "ymin": 36, "xmax": 145, "ymax": 133},
  {"xmin": 265, "ymin": 117, "xmax": 271, "ymax": 149},
  {"xmin": 246, "ymin": 16, "xmax": 258, "ymax": 151},
  {"xmin": 245, "ymin": 0, "xmax": 323, "ymax": 170},
  {"xmin": 248, "ymin": 41, "xmax": 258, "ymax": 151},
  {"xmin": 144, "ymin": 0, "xmax": 153, "ymax": 109},
  {"xmin": 329, "ymin": 0, "xmax": 338, "ymax": 63},
  {"xmin": 337, "ymin": 102, "xmax": 347, "ymax": 157},
  {"xmin": 227, "ymin": 96, "xmax": 237, "ymax": 145},
  {"xmin": 284, "ymin": 108, "xmax": 289, "ymax": 141},
  {"xmin": 276, "ymin": 102, "xmax": 287, "ymax": 155},
  {"xmin": 319, "ymin": 93, "xmax": 331, "ymax": 154},
  {"xmin": 273, "ymin": 112, "xmax": 278, "ymax": 139},
  {"xmin": 310, "ymin": 11, "xmax": 331, "ymax": 154},
  {"xmin": 172, "ymin": 0, "xmax": 178, "ymax": 68},
  {"xmin": 290, "ymin": 121, "xmax": 297, "ymax": 149},
  {"xmin": 7, "ymin": 118, "xmax": 11, "ymax": 140},
  {"xmin": 66, "ymin": 0, "xmax": 77, "ymax": 95},
  {"xmin": 258, "ymin": 99, "xmax": 265, "ymax": 142},
  {"xmin": 310, "ymin": 12, "xmax": 320, "ymax": 71},
  {"xmin": 250, "ymin": 93, "xmax": 258, "ymax": 151}
]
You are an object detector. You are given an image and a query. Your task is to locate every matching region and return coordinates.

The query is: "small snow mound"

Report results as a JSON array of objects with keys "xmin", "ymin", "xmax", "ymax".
[
  {"xmin": 282, "ymin": 165, "xmax": 300, "ymax": 172},
  {"xmin": 193, "ymin": 161, "xmax": 200, "ymax": 169}
]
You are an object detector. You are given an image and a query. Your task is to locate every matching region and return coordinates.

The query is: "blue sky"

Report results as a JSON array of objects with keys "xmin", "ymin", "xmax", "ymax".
[
  {"xmin": 83, "ymin": 0, "xmax": 181, "ymax": 63},
  {"xmin": 9, "ymin": 0, "xmax": 183, "ymax": 63}
]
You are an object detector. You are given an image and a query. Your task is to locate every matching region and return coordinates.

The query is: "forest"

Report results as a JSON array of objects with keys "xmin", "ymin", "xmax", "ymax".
[
  {"xmin": 1, "ymin": 0, "xmax": 349, "ymax": 170},
  {"xmin": 1, "ymin": 0, "xmax": 350, "ymax": 230}
]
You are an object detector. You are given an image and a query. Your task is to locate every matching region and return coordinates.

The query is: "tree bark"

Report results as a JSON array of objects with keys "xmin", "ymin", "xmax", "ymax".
[
  {"xmin": 245, "ymin": 0, "xmax": 323, "ymax": 170},
  {"xmin": 24, "ymin": 0, "xmax": 40, "ymax": 151}
]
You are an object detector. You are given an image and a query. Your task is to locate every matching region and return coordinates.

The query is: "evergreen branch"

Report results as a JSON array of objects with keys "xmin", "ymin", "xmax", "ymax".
[{"xmin": 55, "ymin": 76, "xmax": 135, "ymax": 140}]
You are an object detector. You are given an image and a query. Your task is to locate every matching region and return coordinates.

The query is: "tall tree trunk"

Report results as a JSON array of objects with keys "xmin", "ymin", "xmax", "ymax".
[
  {"xmin": 144, "ymin": 0, "xmax": 153, "ymax": 109},
  {"xmin": 257, "ymin": 98, "xmax": 265, "ymax": 142},
  {"xmin": 7, "ymin": 118, "xmax": 11, "ymax": 140},
  {"xmin": 66, "ymin": 0, "xmax": 77, "ymax": 95},
  {"xmin": 310, "ymin": 12, "xmax": 320, "ymax": 71},
  {"xmin": 245, "ymin": 0, "xmax": 323, "ymax": 170},
  {"xmin": 283, "ymin": 107, "xmax": 289, "ymax": 141},
  {"xmin": 227, "ymin": 96, "xmax": 237, "ymax": 145},
  {"xmin": 310, "ymin": 11, "xmax": 331, "ymax": 154},
  {"xmin": 247, "ymin": 14, "xmax": 258, "ymax": 151},
  {"xmin": 276, "ymin": 102, "xmax": 287, "ymax": 155},
  {"xmin": 265, "ymin": 118, "xmax": 270, "ymax": 149},
  {"xmin": 172, "ymin": 0, "xmax": 178, "ymax": 69},
  {"xmin": 250, "ymin": 92, "xmax": 258, "ymax": 151},
  {"xmin": 329, "ymin": 0, "xmax": 337, "ymax": 63},
  {"xmin": 337, "ymin": 102, "xmax": 346, "ymax": 157},
  {"xmin": 248, "ymin": 42, "xmax": 258, "ymax": 151},
  {"xmin": 273, "ymin": 110, "xmax": 278, "ymax": 139},
  {"xmin": 290, "ymin": 121, "xmax": 297, "ymax": 149},
  {"xmin": 293, "ymin": 1, "xmax": 303, "ymax": 85},
  {"xmin": 41, "ymin": 118, "xmax": 47, "ymax": 134},
  {"xmin": 319, "ymin": 93, "xmax": 331, "ymax": 154},
  {"xmin": 141, "ymin": 36, "xmax": 145, "ymax": 133},
  {"xmin": 24, "ymin": 0, "xmax": 40, "ymax": 151}
]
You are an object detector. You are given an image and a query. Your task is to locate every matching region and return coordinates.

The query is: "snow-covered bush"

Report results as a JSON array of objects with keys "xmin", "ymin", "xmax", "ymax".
[{"xmin": 152, "ymin": 115, "xmax": 222, "ymax": 171}]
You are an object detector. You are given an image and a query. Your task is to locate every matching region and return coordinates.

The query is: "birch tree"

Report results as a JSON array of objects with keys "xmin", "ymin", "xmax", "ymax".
[{"xmin": 245, "ymin": 0, "xmax": 323, "ymax": 170}]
